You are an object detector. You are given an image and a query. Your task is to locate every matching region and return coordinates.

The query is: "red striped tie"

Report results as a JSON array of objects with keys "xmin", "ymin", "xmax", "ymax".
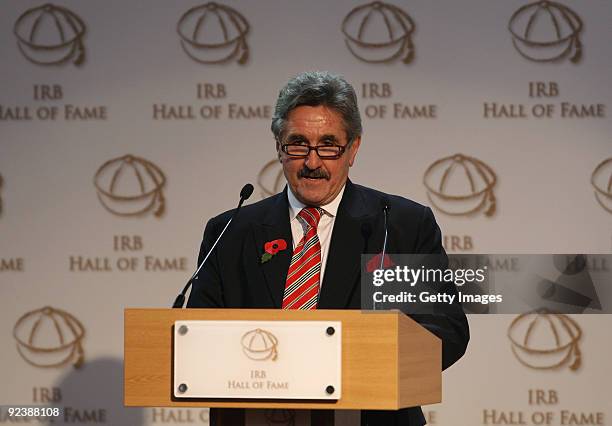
[{"xmin": 282, "ymin": 207, "xmax": 323, "ymax": 310}]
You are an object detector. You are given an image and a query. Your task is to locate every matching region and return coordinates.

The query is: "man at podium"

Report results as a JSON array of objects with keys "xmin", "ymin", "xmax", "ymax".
[{"xmin": 187, "ymin": 71, "xmax": 469, "ymax": 426}]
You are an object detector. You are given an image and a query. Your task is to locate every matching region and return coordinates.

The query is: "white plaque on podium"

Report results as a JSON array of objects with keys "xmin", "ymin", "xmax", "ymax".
[{"xmin": 173, "ymin": 320, "xmax": 342, "ymax": 400}]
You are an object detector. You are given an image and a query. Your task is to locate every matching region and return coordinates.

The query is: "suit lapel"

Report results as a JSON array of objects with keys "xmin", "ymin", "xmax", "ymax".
[
  {"xmin": 318, "ymin": 181, "xmax": 376, "ymax": 309},
  {"xmin": 251, "ymin": 190, "xmax": 293, "ymax": 308}
]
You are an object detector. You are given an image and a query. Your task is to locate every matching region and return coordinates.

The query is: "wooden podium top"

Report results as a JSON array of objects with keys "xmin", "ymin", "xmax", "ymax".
[{"xmin": 124, "ymin": 308, "xmax": 440, "ymax": 410}]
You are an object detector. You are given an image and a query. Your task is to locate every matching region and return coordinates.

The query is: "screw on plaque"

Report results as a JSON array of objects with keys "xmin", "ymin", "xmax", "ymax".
[
  {"xmin": 178, "ymin": 383, "xmax": 188, "ymax": 393},
  {"xmin": 178, "ymin": 325, "xmax": 188, "ymax": 335},
  {"xmin": 326, "ymin": 326, "xmax": 335, "ymax": 336},
  {"xmin": 326, "ymin": 385, "xmax": 335, "ymax": 395}
]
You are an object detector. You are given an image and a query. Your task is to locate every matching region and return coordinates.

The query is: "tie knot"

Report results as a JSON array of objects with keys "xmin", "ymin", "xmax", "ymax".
[{"xmin": 298, "ymin": 207, "xmax": 323, "ymax": 229}]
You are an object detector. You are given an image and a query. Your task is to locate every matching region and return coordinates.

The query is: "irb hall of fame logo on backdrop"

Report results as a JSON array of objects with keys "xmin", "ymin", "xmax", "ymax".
[
  {"xmin": 257, "ymin": 159, "xmax": 285, "ymax": 199},
  {"xmin": 508, "ymin": 1, "xmax": 583, "ymax": 64},
  {"xmin": 508, "ymin": 309, "xmax": 582, "ymax": 371},
  {"xmin": 341, "ymin": 1, "xmax": 415, "ymax": 65},
  {"xmin": 591, "ymin": 157, "xmax": 612, "ymax": 214},
  {"xmin": 13, "ymin": 3, "xmax": 86, "ymax": 67},
  {"xmin": 423, "ymin": 154, "xmax": 498, "ymax": 217},
  {"xmin": 177, "ymin": 2, "xmax": 250, "ymax": 65},
  {"xmin": 505, "ymin": 254, "xmax": 601, "ymax": 371},
  {"xmin": 94, "ymin": 154, "xmax": 167, "ymax": 218},
  {"xmin": 13, "ymin": 306, "xmax": 85, "ymax": 369}
]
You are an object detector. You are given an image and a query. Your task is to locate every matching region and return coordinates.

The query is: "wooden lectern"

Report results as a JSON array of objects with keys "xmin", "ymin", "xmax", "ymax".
[{"xmin": 124, "ymin": 308, "xmax": 441, "ymax": 425}]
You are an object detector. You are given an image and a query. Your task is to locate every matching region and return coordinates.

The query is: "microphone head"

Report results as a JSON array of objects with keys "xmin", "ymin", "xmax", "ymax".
[
  {"xmin": 240, "ymin": 183, "xmax": 254, "ymax": 200},
  {"xmin": 380, "ymin": 197, "xmax": 390, "ymax": 212}
]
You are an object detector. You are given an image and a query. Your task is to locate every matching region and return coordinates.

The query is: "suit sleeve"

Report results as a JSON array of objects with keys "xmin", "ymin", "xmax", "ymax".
[
  {"xmin": 186, "ymin": 217, "xmax": 226, "ymax": 308},
  {"xmin": 409, "ymin": 207, "xmax": 470, "ymax": 370}
]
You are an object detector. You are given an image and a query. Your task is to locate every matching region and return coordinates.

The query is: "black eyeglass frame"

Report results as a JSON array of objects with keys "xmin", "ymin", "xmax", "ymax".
[{"xmin": 279, "ymin": 142, "xmax": 352, "ymax": 159}]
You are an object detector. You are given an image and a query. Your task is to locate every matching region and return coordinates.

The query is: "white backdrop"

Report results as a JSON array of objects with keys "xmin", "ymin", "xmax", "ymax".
[{"xmin": 1, "ymin": 1, "xmax": 610, "ymax": 425}]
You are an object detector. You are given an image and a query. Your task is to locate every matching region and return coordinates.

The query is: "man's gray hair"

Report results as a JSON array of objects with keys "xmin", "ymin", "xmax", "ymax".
[{"xmin": 271, "ymin": 71, "xmax": 362, "ymax": 144}]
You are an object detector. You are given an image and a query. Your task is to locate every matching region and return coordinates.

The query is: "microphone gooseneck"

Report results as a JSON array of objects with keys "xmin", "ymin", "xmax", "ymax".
[
  {"xmin": 373, "ymin": 198, "xmax": 390, "ymax": 311},
  {"xmin": 379, "ymin": 198, "xmax": 390, "ymax": 270},
  {"xmin": 172, "ymin": 183, "xmax": 254, "ymax": 308}
]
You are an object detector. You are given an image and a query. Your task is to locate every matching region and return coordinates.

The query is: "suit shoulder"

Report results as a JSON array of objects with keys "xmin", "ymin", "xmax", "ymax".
[{"xmin": 352, "ymin": 183, "xmax": 429, "ymax": 216}]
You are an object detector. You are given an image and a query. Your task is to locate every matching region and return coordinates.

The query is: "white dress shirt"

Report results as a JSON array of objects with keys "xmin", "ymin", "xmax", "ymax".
[{"xmin": 287, "ymin": 185, "xmax": 346, "ymax": 286}]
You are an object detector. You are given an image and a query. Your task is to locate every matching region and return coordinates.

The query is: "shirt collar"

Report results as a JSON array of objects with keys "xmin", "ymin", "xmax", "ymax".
[{"xmin": 287, "ymin": 183, "xmax": 346, "ymax": 221}]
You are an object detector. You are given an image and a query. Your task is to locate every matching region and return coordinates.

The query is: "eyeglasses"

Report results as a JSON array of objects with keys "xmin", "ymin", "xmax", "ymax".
[{"xmin": 280, "ymin": 143, "xmax": 347, "ymax": 159}]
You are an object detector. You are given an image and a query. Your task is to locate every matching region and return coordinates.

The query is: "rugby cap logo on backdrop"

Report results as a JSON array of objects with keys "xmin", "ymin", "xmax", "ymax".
[
  {"xmin": 94, "ymin": 154, "xmax": 166, "ymax": 218},
  {"xmin": 508, "ymin": 1, "xmax": 583, "ymax": 64},
  {"xmin": 508, "ymin": 309, "xmax": 582, "ymax": 371},
  {"xmin": 177, "ymin": 2, "xmax": 250, "ymax": 65},
  {"xmin": 591, "ymin": 158, "xmax": 612, "ymax": 214},
  {"xmin": 13, "ymin": 306, "xmax": 85, "ymax": 369},
  {"xmin": 241, "ymin": 328, "xmax": 279, "ymax": 361},
  {"xmin": 13, "ymin": 3, "xmax": 86, "ymax": 67},
  {"xmin": 257, "ymin": 159, "xmax": 285, "ymax": 199},
  {"xmin": 342, "ymin": 1, "xmax": 415, "ymax": 64},
  {"xmin": 423, "ymin": 153, "xmax": 497, "ymax": 217}
]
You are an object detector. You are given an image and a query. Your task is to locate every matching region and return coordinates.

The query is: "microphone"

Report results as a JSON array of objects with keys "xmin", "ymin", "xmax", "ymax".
[
  {"xmin": 239, "ymin": 183, "xmax": 254, "ymax": 202},
  {"xmin": 379, "ymin": 198, "xmax": 390, "ymax": 270},
  {"xmin": 372, "ymin": 198, "xmax": 390, "ymax": 311},
  {"xmin": 172, "ymin": 183, "xmax": 254, "ymax": 308}
]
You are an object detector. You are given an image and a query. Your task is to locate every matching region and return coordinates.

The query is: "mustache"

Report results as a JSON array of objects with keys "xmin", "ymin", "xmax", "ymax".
[{"xmin": 298, "ymin": 167, "xmax": 330, "ymax": 180}]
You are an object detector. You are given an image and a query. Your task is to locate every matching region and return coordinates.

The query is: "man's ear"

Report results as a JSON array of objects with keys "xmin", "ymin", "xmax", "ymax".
[
  {"xmin": 348, "ymin": 137, "xmax": 361, "ymax": 167},
  {"xmin": 276, "ymin": 139, "xmax": 282, "ymax": 162}
]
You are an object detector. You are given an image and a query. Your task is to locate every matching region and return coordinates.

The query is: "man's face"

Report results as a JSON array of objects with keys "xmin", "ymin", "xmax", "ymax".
[{"xmin": 277, "ymin": 105, "xmax": 361, "ymax": 206}]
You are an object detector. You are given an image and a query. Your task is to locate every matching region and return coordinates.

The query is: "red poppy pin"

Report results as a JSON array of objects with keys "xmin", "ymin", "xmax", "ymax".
[
  {"xmin": 261, "ymin": 239, "xmax": 288, "ymax": 263},
  {"xmin": 366, "ymin": 253, "xmax": 395, "ymax": 273}
]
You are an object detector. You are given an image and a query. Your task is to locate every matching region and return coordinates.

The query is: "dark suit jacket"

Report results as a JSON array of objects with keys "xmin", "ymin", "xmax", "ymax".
[{"xmin": 187, "ymin": 180, "xmax": 469, "ymax": 426}]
